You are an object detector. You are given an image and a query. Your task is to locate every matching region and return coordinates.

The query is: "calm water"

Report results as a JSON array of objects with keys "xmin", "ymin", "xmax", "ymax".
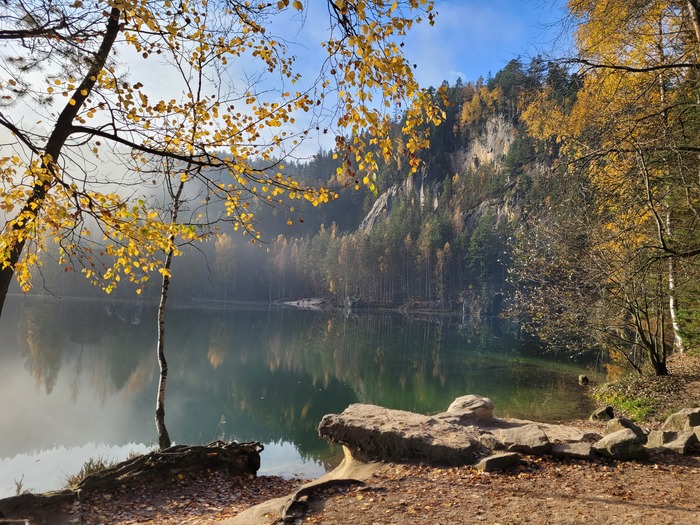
[{"xmin": 0, "ymin": 295, "xmax": 599, "ymax": 497}]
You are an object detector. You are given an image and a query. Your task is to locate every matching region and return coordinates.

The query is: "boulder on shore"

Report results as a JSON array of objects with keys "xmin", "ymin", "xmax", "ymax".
[
  {"xmin": 593, "ymin": 428, "xmax": 646, "ymax": 460},
  {"xmin": 317, "ymin": 403, "xmax": 481, "ymax": 466},
  {"xmin": 661, "ymin": 408, "xmax": 700, "ymax": 432},
  {"xmin": 318, "ymin": 395, "xmax": 602, "ymax": 467},
  {"xmin": 319, "ymin": 396, "xmax": 700, "ymax": 468}
]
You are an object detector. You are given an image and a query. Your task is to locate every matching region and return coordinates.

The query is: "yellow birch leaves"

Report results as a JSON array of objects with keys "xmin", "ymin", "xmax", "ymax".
[{"xmin": 0, "ymin": 0, "xmax": 443, "ymax": 295}]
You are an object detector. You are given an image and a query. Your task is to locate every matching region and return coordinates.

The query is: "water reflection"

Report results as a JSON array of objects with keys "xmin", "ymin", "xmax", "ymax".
[{"xmin": 0, "ymin": 296, "xmax": 599, "ymax": 497}]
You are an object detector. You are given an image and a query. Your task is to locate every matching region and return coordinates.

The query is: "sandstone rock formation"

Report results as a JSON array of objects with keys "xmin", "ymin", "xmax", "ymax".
[{"xmin": 318, "ymin": 396, "xmax": 700, "ymax": 471}]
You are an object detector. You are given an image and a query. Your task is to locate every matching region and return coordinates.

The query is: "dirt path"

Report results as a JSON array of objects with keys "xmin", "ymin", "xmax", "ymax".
[{"xmin": 302, "ymin": 454, "xmax": 700, "ymax": 525}]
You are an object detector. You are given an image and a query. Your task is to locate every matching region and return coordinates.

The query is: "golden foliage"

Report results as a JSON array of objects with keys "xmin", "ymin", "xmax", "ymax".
[{"xmin": 0, "ymin": 0, "xmax": 444, "ymax": 295}]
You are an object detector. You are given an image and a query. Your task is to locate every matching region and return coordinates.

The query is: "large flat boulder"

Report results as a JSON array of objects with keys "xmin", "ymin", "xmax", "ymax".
[
  {"xmin": 318, "ymin": 395, "xmax": 595, "ymax": 466},
  {"xmin": 318, "ymin": 403, "xmax": 482, "ymax": 466}
]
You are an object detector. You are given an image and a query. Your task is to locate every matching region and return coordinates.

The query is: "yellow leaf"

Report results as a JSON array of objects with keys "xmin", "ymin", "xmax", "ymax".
[{"xmin": 292, "ymin": 0, "xmax": 302, "ymax": 9}]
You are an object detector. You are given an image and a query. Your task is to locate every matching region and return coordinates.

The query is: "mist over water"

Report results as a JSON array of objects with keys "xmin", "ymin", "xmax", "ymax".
[{"xmin": 0, "ymin": 295, "xmax": 599, "ymax": 497}]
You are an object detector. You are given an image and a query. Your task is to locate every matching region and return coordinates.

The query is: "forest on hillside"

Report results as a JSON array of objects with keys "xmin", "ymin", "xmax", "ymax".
[
  {"xmin": 35, "ymin": 58, "xmax": 566, "ymax": 311},
  {"xmin": 25, "ymin": 2, "xmax": 700, "ymax": 376}
]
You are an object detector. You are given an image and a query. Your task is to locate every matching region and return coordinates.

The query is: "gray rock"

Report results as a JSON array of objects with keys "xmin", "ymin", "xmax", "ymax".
[
  {"xmin": 446, "ymin": 395, "xmax": 495, "ymax": 422},
  {"xmin": 474, "ymin": 452, "xmax": 520, "ymax": 472},
  {"xmin": 318, "ymin": 404, "xmax": 480, "ymax": 466},
  {"xmin": 661, "ymin": 408, "xmax": 700, "ymax": 432},
  {"xmin": 525, "ymin": 421, "xmax": 601, "ymax": 444},
  {"xmin": 593, "ymin": 428, "xmax": 646, "ymax": 460},
  {"xmin": 551, "ymin": 442, "xmax": 594, "ymax": 460},
  {"xmin": 590, "ymin": 406, "xmax": 615, "ymax": 422},
  {"xmin": 604, "ymin": 418, "xmax": 647, "ymax": 442},
  {"xmin": 494, "ymin": 424, "xmax": 551, "ymax": 455},
  {"xmin": 318, "ymin": 397, "xmax": 699, "ymax": 470},
  {"xmin": 645, "ymin": 430, "xmax": 675, "ymax": 449},
  {"xmin": 665, "ymin": 431, "xmax": 698, "ymax": 454},
  {"xmin": 478, "ymin": 432, "xmax": 503, "ymax": 451},
  {"xmin": 646, "ymin": 430, "xmax": 698, "ymax": 454}
]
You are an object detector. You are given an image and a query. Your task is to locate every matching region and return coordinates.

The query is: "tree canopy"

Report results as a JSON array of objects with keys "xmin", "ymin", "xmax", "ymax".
[
  {"xmin": 0, "ymin": 0, "xmax": 444, "ymax": 315},
  {"xmin": 512, "ymin": 0, "xmax": 700, "ymax": 374}
]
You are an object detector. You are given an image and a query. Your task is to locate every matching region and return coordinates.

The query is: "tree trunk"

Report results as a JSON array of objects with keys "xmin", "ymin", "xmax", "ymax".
[
  {"xmin": 0, "ymin": 7, "xmax": 121, "ymax": 317},
  {"xmin": 156, "ymin": 247, "xmax": 173, "ymax": 450},
  {"xmin": 688, "ymin": 0, "xmax": 700, "ymax": 47},
  {"xmin": 649, "ymin": 338, "xmax": 669, "ymax": 376},
  {"xmin": 668, "ymin": 257, "xmax": 685, "ymax": 353},
  {"xmin": 155, "ymin": 180, "xmax": 185, "ymax": 450}
]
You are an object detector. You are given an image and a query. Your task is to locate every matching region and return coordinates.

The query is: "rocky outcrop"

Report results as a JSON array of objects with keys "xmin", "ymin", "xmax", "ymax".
[
  {"xmin": 660, "ymin": 408, "xmax": 700, "ymax": 432},
  {"xmin": 319, "ymin": 395, "xmax": 602, "ymax": 469},
  {"xmin": 360, "ymin": 115, "xmax": 520, "ymax": 236},
  {"xmin": 592, "ymin": 428, "xmax": 646, "ymax": 460},
  {"xmin": 358, "ymin": 182, "xmax": 404, "ymax": 233},
  {"xmin": 319, "ymin": 398, "xmax": 700, "ymax": 471},
  {"xmin": 604, "ymin": 418, "xmax": 647, "ymax": 442},
  {"xmin": 589, "ymin": 406, "xmax": 615, "ymax": 422},
  {"xmin": 449, "ymin": 115, "xmax": 516, "ymax": 173}
]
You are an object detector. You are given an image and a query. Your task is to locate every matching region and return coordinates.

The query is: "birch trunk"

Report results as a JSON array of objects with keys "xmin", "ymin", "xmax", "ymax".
[
  {"xmin": 155, "ymin": 181, "xmax": 185, "ymax": 450},
  {"xmin": 155, "ymin": 243, "xmax": 174, "ymax": 450},
  {"xmin": 668, "ymin": 252, "xmax": 686, "ymax": 354}
]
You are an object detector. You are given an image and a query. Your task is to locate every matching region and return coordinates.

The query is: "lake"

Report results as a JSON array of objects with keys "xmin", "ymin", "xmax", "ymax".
[{"xmin": 0, "ymin": 295, "xmax": 600, "ymax": 498}]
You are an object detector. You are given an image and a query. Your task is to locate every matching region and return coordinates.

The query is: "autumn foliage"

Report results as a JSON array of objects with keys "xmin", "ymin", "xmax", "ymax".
[{"xmin": 0, "ymin": 0, "xmax": 444, "ymax": 314}]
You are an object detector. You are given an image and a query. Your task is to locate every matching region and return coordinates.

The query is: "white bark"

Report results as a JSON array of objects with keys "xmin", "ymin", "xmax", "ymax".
[
  {"xmin": 668, "ymin": 256, "xmax": 686, "ymax": 353},
  {"xmin": 155, "ymin": 180, "xmax": 185, "ymax": 450}
]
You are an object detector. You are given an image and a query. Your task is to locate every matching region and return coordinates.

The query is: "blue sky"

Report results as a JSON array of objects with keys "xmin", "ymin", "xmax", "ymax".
[
  {"xmin": 0, "ymin": 0, "xmax": 574, "ymax": 160},
  {"xmin": 404, "ymin": 0, "xmax": 571, "ymax": 88}
]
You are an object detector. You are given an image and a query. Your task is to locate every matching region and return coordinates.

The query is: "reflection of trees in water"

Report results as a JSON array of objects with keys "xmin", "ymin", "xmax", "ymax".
[
  {"xmin": 10, "ymin": 300, "xmax": 597, "ymax": 463},
  {"xmin": 277, "ymin": 312, "xmax": 460, "ymax": 412},
  {"xmin": 17, "ymin": 298, "xmax": 153, "ymax": 401},
  {"xmin": 207, "ymin": 317, "xmax": 232, "ymax": 370},
  {"xmin": 266, "ymin": 311, "xmax": 593, "ymax": 420},
  {"xmin": 21, "ymin": 300, "xmax": 65, "ymax": 394}
]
